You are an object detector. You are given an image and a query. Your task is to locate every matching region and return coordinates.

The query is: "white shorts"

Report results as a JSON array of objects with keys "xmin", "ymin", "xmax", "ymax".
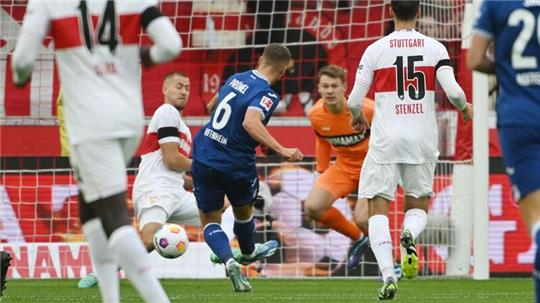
[
  {"xmin": 69, "ymin": 137, "xmax": 140, "ymax": 203},
  {"xmin": 134, "ymin": 191, "xmax": 201, "ymax": 229},
  {"xmin": 358, "ymin": 154, "xmax": 436, "ymax": 201}
]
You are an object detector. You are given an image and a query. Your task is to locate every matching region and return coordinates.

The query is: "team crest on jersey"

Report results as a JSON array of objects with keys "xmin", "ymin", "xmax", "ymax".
[{"xmin": 260, "ymin": 96, "xmax": 274, "ymax": 111}]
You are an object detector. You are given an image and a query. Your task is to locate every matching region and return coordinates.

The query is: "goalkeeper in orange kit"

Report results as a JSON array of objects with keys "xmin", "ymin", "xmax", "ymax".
[{"xmin": 304, "ymin": 65, "xmax": 373, "ymax": 269}]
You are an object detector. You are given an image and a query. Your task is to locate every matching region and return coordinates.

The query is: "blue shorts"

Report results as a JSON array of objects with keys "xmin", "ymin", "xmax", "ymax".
[
  {"xmin": 191, "ymin": 160, "xmax": 259, "ymax": 213},
  {"xmin": 498, "ymin": 126, "xmax": 540, "ymax": 201}
]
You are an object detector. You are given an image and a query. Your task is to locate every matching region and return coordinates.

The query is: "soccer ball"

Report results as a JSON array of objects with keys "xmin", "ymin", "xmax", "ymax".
[{"xmin": 153, "ymin": 224, "xmax": 189, "ymax": 259}]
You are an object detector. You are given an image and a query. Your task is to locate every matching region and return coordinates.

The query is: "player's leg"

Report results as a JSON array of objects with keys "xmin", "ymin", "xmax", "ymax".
[
  {"xmin": 73, "ymin": 138, "xmax": 169, "ymax": 303},
  {"xmin": 347, "ymin": 197, "xmax": 370, "ymax": 269},
  {"xmin": 359, "ymin": 156, "xmax": 399, "ymax": 300},
  {"xmin": 191, "ymin": 160, "xmax": 250, "ymax": 292},
  {"xmin": 520, "ymin": 191, "xmax": 540, "ymax": 303},
  {"xmin": 304, "ymin": 165, "xmax": 362, "ymax": 241},
  {"xmin": 139, "ymin": 208, "xmax": 168, "ymax": 252},
  {"xmin": 225, "ymin": 175, "xmax": 278, "ymax": 265},
  {"xmin": 1, "ymin": 251, "xmax": 12, "ymax": 297},
  {"xmin": 498, "ymin": 126, "xmax": 540, "ymax": 302},
  {"xmin": 73, "ymin": 150, "xmax": 120, "ymax": 301},
  {"xmin": 78, "ymin": 194, "xmax": 172, "ymax": 289},
  {"xmin": 400, "ymin": 162, "xmax": 435, "ymax": 279},
  {"xmin": 352, "ymin": 196, "xmax": 369, "ymax": 235}
]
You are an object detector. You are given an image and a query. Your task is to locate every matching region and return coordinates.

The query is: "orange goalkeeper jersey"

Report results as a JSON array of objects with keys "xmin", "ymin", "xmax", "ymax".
[{"xmin": 308, "ymin": 98, "xmax": 374, "ymax": 177}]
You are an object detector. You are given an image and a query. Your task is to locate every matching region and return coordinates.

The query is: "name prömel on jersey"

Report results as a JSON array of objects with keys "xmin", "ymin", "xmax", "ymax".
[{"xmin": 229, "ymin": 79, "xmax": 249, "ymax": 94}]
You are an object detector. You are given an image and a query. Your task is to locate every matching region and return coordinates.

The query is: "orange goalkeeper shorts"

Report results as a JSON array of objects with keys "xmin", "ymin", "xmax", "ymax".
[{"xmin": 314, "ymin": 164, "xmax": 359, "ymax": 199}]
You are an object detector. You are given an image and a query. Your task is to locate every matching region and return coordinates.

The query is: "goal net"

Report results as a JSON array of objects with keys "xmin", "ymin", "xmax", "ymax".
[{"xmin": 0, "ymin": 0, "xmax": 486, "ymax": 279}]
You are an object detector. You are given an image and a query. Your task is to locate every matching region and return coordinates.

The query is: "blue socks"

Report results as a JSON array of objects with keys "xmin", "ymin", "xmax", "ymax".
[
  {"xmin": 203, "ymin": 223, "xmax": 233, "ymax": 264},
  {"xmin": 233, "ymin": 216, "xmax": 256, "ymax": 256},
  {"xmin": 534, "ymin": 228, "xmax": 540, "ymax": 303}
]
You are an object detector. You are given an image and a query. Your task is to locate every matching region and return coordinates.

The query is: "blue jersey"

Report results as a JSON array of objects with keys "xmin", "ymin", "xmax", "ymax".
[
  {"xmin": 193, "ymin": 70, "xmax": 280, "ymax": 175},
  {"xmin": 473, "ymin": 0, "xmax": 540, "ymax": 127}
]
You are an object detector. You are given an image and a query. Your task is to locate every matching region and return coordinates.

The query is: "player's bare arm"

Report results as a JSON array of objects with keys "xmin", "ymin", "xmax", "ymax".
[
  {"xmin": 160, "ymin": 142, "xmax": 192, "ymax": 172},
  {"xmin": 206, "ymin": 94, "xmax": 219, "ymax": 114},
  {"xmin": 347, "ymin": 83, "xmax": 371, "ymax": 133},
  {"xmin": 467, "ymin": 34, "xmax": 495, "ymax": 74},
  {"xmin": 242, "ymin": 109, "xmax": 303, "ymax": 161}
]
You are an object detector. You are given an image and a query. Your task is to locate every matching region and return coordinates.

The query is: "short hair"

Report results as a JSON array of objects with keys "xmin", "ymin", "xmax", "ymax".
[
  {"xmin": 317, "ymin": 64, "xmax": 346, "ymax": 84},
  {"xmin": 261, "ymin": 43, "xmax": 291, "ymax": 69},
  {"xmin": 391, "ymin": 0, "xmax": 420, "ymax": 21},
  {"xmin": 163, "ymin": 71, "xmax": 188, "ymax": 84}
]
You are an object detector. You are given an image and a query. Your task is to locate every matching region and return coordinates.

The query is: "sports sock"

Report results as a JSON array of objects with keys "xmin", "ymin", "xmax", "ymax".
[
  {"xmin": 81, "ymin": 218, "xmax": 119, "ymax": 303},
  {"xmin": 532, "ymin": 220, "xmax": 540, "ymax": 303},
  {"xmin": 369, "ymin": 215, "xmax": 396, "ymax": 282},
  {"xmin": 109, "ymin": 225, "xmax": 169, "ymax": 303},
  {"xmin": 204, "ymin": 223, "xmax": 234, "ymax": 263},
  {"xmin": 403, "ymin": 208, "xmax": 427, "ymax": 240},
  {"xmin": 233, "ymin": 216, "xmax": 256, "ymax": 256},
  {"xmin": 318, "ymin": 207, "xmax": 361, "ymax": 241}
]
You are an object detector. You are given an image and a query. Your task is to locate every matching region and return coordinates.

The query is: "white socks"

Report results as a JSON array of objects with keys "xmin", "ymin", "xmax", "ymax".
[
  {"xmin": 403, "ymin": 208, "xmax": 428, "ymax": 240},
  {"xmin": 81, "ymin": 218, "xmax": 119, "ymax": 303},
  {"xmin": 109, "ymin": 225, "xmax": 170, "ymax": 303},
  {"xmin": 368, "ymin": 215, "xmax": 396, "ymax": 282}
]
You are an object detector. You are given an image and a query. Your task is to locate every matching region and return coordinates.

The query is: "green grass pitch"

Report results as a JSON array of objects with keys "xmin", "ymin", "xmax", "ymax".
[{"xmin": 0, "ymin": 278, "xmax": 533, "ymax": 302}]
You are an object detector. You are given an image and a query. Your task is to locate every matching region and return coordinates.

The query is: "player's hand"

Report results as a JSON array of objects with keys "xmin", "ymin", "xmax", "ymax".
[
  {"xmin": 279, "ymin": 147, "xmax": 304, "ymax": 162},
  {"xmin": 350, "ymin": 112, "xmax": 369, "ymax": 133},
  {"xmin": 461, "ymin": 103, "xmax": 473, "ymax": 121}
]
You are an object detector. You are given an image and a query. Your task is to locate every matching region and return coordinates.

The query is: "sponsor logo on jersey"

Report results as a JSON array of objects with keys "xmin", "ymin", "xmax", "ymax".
[
  {"xmin": 322, "ymin": 130, "xmax": 370, "ymax": 146},
  {"xmin": 260, "ymin": 96, "xmax": 274, "ymax": 111}
]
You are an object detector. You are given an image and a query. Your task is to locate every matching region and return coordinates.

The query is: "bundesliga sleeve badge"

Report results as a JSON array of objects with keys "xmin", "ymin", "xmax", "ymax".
[{"xmin": 260, "ymin": 96, "xmax": 274, "ymax": 111}]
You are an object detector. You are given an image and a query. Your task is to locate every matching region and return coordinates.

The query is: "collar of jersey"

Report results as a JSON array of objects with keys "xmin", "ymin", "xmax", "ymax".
[
  {"xmin": 394, "ymin": 28, "xmax": 416, "ymax": 32},
  {"xmin": 252, "ymin": 70, "xmax": 270, "ymax": 84}
]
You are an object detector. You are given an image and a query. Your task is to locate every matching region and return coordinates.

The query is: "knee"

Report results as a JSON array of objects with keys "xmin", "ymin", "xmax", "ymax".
[
  {"xmin": 142, "ymin": 235, "xmax": 155, "ymax": 252},
  {"xmin": 139, "ymin": 222, "xmax": 164, "ymax": 252},
  {"xmin": 232, "ymin": 205, "xmax": 253, "ymax": 221},
  {"xmin": 303, "ymin": 202, "xmax": 320, "ymax": 220}
]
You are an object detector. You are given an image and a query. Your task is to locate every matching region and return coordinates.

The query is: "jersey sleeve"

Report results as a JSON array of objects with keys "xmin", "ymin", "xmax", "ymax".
[
  {"xmin": 315, "ymin": 135, "xmax": 332, "ymax": 173},
  {"xmin": 308, "ymin": 111, "xmax": 332, "ymax": 173},
  {"xmin": 472, "ymin": 0, "xmax": 495, "ymax": 40},
  {"xmin": 155, "ymin": 106, "xmax": 181, "ymax": 145},
  {"xmin": 355, "ymin": 45, "xmax": 376, "ymax": 87},
  {"xmin": 361, "ymin": 98, "xmax": 375, "ymax": 124},
  {"xmin": 247, "ymin": 91, "xmax": 280, "ymax": 120},
  {"xmin": 142, "ymin": 0, "xmax": 182, "ymax": 64},
  {"xmin": 435, "ymin": 42, "xmax": 452, "ymax": 72},
  {"xmin": 11, "ymin": 0, "xmax": 50, "ymax": 86},
  {"xmin": 140, "ymin": 0, "xmax": 162, "ymax": 30},
  {"xmin": 21, "ymin": 0, "xmax": 50, "ymax": 38}
]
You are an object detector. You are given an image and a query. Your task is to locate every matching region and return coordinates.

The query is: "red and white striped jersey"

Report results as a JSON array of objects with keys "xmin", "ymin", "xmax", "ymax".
[
  {"xmin": 355, "ymin": 29, "xmax": 451, "ymax": 164},
  {"xmin": 134, "ymin": 104, "xmax": 192, "ymax": 194},
  {"xmin": 18, "ymin": 0, "xmax": 161, "ymax": 145}
]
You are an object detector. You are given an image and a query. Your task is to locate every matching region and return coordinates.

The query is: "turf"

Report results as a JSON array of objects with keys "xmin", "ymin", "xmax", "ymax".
[{"xmin": 0, "ymin": 278, "xmax": 533, "ymax": 302}]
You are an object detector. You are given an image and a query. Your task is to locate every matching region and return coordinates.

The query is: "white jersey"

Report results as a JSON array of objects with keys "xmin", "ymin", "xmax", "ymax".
[
  {"xmin": 134, "ymin": 104, "xmax": 192, "ymax": 195},
  {"xmin": 18, "ymin": 0, "xmax": 162, "ymax": 145},
  {"xmin": 355, "ymin": 29, "xmax": 452, "ymax": 164}
]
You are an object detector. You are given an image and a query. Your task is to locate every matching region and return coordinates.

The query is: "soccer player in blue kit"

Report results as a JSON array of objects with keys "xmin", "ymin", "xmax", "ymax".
[
  {"xmin": 192, "ymin": 43, "xmax": 304, "ymax": 292},
  {"xmin": 469, "ymin": 1, "xmax": 540, "ymax": 301}
]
